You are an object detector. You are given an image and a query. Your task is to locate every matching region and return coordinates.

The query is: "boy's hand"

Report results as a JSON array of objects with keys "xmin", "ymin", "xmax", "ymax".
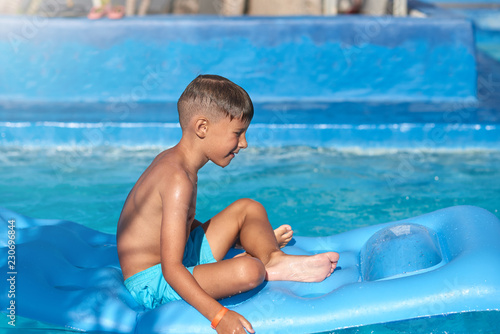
[{"xmin": 216, "ymin": 310, "xmax": 254, "ymax": 334}]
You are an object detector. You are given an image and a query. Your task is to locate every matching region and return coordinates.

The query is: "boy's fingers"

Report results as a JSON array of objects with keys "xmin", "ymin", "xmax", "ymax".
[{"xmin": 241, "ymin": 317, "xmax": 254, "ymax": 333}]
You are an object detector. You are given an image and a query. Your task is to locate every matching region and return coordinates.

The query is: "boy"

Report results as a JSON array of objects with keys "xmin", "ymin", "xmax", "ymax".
[{"xmin": 117, "ymin": 75, "xmax": 339, "ymax": 333}]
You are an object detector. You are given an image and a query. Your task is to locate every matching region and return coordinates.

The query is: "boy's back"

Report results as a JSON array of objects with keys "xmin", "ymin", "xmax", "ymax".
[{"xmin": 117, "ymin": 149, "xmax": 197, "ymax": 280}]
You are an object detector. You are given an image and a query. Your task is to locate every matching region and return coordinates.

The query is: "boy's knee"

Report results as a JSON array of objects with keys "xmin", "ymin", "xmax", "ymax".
[
  {"xmin": 236, "ymin": 257, "xmax": 266, "ymax": 289},
  {"xmin": 235, "ymin": 198, "xmax": 265, "ymax": 214}
]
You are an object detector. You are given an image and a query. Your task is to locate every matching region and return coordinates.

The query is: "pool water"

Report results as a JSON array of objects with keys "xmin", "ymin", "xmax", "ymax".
[
  {"xmin": 323, "ymin": 311, "xmax": 500, "ymax": 334},
  {"xmin": 476, "ymin": 28, "xmax": 500, "ymax": 62},
  {"xmin": 2, "ymin": 8, "xmax": 500, "ymax": 332},
  {"xmin": 1, "ymin": 145, "xmax": 500, "ymax": 333},
  {"xmin": 456, "ymin": 8, "xmax": 500, "ymax": 62},
  {"xmin": 4, "ymin": 311, "xmax": 500, "ymax": 334},
  {"xmin": 2, "ymin": 145, "xmax": 499, "ymax": 236}
]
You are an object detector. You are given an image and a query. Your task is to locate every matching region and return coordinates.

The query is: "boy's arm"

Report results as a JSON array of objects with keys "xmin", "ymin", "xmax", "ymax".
[{"xmin": 159, "ymin": 172, "xmax": 253, "ymax": 333}]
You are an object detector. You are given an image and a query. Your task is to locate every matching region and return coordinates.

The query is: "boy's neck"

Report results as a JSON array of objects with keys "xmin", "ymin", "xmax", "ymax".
[{"xmin": 174, "ymin": 137, "xmax": 209, "ymax": 176}]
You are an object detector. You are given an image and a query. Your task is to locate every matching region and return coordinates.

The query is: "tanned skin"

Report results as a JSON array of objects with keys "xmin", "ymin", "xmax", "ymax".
[{"xmin": 117, "ymin": 107, "xmax": 339, "ymax": 334}]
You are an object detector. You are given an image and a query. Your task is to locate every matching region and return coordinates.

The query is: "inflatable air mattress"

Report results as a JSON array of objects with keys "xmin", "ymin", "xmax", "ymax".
[{"xmin": 1, "ymin": 205, "xmax": 500, "ymax": 333}]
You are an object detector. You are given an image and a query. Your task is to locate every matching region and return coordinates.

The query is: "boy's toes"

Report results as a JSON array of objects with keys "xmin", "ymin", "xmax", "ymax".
[
  {"xmin": 274, "ymin": 225, "xmax": 294, "ymax": 248},
  {"xmin": 282, "ymin": 232, "xmax": 293, "ymax": 242},
  {"xmin": 276, "ymin": 224, "xmax": 292, "ymax": 234},
  {"xmin": 329, "ymin": 252, "xmax": 340, "ymax": 263}
]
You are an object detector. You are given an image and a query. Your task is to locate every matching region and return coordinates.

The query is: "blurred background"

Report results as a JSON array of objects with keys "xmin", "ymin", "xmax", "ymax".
[{"xmin": 0, "ymin": 0, "xmax": 418, "ymax": 17}]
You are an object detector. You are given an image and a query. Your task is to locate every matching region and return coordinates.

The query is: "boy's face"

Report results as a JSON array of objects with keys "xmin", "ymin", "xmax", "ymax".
[{"xmin": 206, "ymin": 116, "xmax": 249, "ymax": 168}]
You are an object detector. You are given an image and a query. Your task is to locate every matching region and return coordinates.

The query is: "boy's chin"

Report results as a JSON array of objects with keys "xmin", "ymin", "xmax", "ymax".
[
  {"xmin": 211, "ymin": 157, "xmax": 233, "ymax": 168},
  {"xmin": 214, "ymin": 161, "xmax": 231, "ymax": 168}
]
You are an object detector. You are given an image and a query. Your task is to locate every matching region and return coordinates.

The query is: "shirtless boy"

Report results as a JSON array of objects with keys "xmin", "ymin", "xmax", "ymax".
[{"xmin": 117, "ymin": 75, "xmax": 339, "ymax": 334}]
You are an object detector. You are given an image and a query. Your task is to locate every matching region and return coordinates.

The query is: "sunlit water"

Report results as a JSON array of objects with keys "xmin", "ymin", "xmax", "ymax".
[
  {"xmin": 1, "ymin": 145, "xmax": 499, "ymax": 333},
  {"xmin": 3, "ymin": 310, "xmax": 500, "ymax": 334},
  {"xmin": 3, "ymin": 9, "xmax": 500, "ymax": 332},
  {"xmin": 1, "ymin": 145, "xmax": 499, "ymax": 235}
]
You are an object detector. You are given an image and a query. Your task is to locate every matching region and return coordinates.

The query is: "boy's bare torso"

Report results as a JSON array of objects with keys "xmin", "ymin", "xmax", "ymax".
[{"xmin": 117, "ymin": 148, "xmax": 196, "ymax": 280}]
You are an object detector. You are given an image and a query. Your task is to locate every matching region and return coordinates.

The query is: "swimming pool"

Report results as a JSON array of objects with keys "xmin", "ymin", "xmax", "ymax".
[
  {"xmin": 2, "ymin": 63, "xmax": 500, "ymax": 334},
  {"xmin": 2, "ymin": 6, "xmax": 500, "ymax": 333},
  {"xmin": 2, "ymin": 144, "xmax": 500, "ymax": 333},
  {"xmin": 1, "ymin": 145, "xmax": 499, "ymax": 236}
]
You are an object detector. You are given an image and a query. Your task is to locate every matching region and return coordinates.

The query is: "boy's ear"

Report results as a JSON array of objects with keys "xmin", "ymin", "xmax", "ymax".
[{"xmin": 194, "ymin": 118, "xmax": 208, "ymax": 139}]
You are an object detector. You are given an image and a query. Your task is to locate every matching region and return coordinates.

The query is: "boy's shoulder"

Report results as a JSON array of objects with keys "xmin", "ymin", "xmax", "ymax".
[{"xmin": 147, "ymin": 149, "xmax": 195, "ymax": 192}]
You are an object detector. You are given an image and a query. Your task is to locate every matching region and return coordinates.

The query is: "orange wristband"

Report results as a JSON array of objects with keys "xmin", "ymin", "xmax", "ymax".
[{"xmin": 210, "ymin": 307, "xmax": 229, "ymax": 329}]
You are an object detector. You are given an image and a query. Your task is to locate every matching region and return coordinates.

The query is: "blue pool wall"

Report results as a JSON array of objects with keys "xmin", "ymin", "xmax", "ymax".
[
  {"xmin": 0, "ymin": 14, "xmax": 476, "ymax": 104},
  {"xmin": 2, "ymin": 6, "xmax": 500, "ymax": 149}
]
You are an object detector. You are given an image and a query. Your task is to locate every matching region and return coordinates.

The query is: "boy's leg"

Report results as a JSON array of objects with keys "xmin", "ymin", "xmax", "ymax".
[
  {"xmin": 192, "ymin": 256, "xmax": 265, "ymax": 300},
  {"xmin": 188, "ymin": 199, "xmax": 291, "ymax": 300},
  {"xmin": 202, "ymin": 198, "xmax": 339, "ymax": 283},
  {"xmin": 235, "ymin": 224, "xmax": 293, "ymax": 250},
  {"xmin": 202, "ymin": 198, "xmax": 281, "ymax": 263}
]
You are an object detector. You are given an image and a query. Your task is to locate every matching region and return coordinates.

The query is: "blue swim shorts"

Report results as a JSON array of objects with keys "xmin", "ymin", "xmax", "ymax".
[{"xmin": 124, "ymin": 225, "xmax": 216, "ymax": 309}]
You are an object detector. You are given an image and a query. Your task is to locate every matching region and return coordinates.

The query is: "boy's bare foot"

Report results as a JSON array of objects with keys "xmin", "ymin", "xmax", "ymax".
[
  {"xmin": 232, "ymin": 225, "xmax": 294, "ymax": 259},
  {"xmin": 234, "ymin": 224, "xmax": 293, "ymax": 254},
  {"xmin": 265, "ymin": 251, "xmax": 339, "ymax": 283},
  {"xmin": 274, "ymin": 224, "xmax": 293, "ymax": 248}
]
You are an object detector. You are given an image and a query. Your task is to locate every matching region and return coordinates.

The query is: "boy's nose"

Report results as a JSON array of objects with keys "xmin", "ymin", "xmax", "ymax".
[{"xmin": 239, "ymin": 134, "xmax": 248, "ymax": 149}]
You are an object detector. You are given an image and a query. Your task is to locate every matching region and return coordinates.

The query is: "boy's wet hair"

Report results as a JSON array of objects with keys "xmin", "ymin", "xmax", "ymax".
[{"xmin": 177, "ymin": 75, "xmax": 254, "ymax": 129}]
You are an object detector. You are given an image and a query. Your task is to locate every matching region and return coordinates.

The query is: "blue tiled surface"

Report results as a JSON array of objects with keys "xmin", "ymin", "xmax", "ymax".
[
  {"xmin": 0, "ymin": 15, "xmax": 476, "ymax": 103},
  {"xmin": 0, "ymin": 10, "xmax": 499, "ymax": 148}
]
